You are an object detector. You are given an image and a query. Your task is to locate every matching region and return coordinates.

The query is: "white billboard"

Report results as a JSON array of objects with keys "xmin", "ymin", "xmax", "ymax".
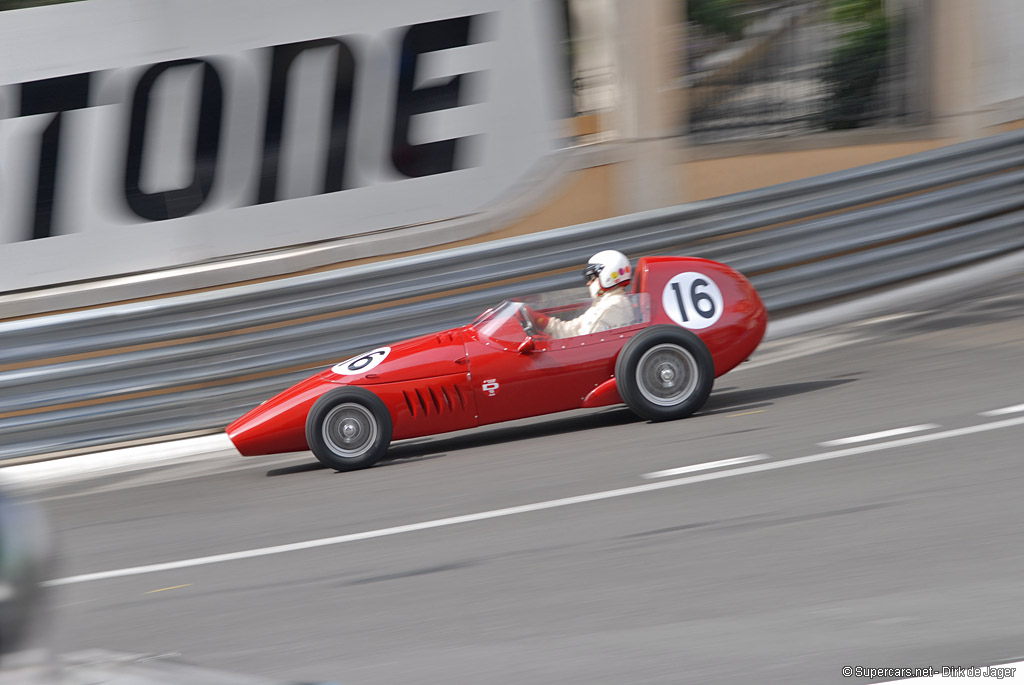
[{"xmin": 0, "ymin": 0, "xmax": 567, "ymax": 291}]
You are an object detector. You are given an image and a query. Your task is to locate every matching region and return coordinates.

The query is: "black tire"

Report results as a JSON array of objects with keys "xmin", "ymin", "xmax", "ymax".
[
  {"xmin": 305, "ymin": 387, "xmax": 393, "ymax": 471},
  {"xmin": 615, "ymin": 325, "xmax": 715, "ymax": 422}
]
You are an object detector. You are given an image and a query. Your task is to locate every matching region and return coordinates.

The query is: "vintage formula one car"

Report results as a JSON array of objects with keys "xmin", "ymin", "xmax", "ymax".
[{"xmin": 227, "ymin": 256, "xmax": 767, "ymax": 471}]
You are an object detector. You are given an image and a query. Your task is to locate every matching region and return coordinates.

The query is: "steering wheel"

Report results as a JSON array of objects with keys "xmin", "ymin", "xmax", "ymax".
[{"xmin": 516, "ymin": 305, "xmax": 538, "ymax": 337}]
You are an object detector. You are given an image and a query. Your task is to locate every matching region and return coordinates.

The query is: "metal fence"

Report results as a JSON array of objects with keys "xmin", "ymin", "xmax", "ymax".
[
  {"xmin": 686, "ymin": 1, "xmax": 920, "ymax": 143},
  {"xmin": 1, "ymin": 129, "xmax": 1022, "ymax": 462}
]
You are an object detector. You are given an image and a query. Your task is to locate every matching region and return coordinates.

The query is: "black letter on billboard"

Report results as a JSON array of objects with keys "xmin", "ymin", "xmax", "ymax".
[
  {"xmin": 257, "ymin": 39, "xmax": 356, "ymax": 204},
  {"xmin": 391, "ymin": 15, "xmax": 484, "ymax": 178},
  {"xmin": 20, "ymin": 74, "xmax": 92, "ymax": 240},
  {"xmin": 124, "ymin": 59, "xmax": 223, "ymax": 221}
]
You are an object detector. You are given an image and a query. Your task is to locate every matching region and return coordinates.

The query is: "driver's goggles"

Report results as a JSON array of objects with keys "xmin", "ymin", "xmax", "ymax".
[{"xmin": 582, "ymin": 263, "xmax": 602, "ymax": 284}]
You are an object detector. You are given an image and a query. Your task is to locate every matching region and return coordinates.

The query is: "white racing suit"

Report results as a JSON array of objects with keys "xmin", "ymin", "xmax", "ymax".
[{"xmin": 541, "ymin": 290, "xmax": 635, "ymax": 339}]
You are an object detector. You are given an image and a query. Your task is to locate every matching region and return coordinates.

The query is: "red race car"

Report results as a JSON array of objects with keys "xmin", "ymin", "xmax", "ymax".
[{"xmin": 227, "ymin": 255, "xmax": 767, "ymax": 471}]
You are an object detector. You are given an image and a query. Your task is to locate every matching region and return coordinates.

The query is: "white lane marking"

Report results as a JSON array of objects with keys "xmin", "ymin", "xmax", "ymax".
[
  {"xmin": 818, "ymin": 424, "xmax": 940, "ymax": 447},
  {"xmin": 981, "ymin": 403, "xmax": 1024, "ymax": 417},
  {"xmin": 643, "ymin": 455, "xmax": 767, "ymax": 479},
  {"xmin": 43, "ymin": 415, "xmax": 1024, "ymax": 588},
  {"xmin": 879, "ymin": 661, "xmax": 1023, "ymax": 681}
]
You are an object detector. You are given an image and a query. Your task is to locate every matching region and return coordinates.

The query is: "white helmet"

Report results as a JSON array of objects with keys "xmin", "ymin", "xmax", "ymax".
[{"xmin": 582, "ymin": 250, "xmax": 631, "ymax": 297}]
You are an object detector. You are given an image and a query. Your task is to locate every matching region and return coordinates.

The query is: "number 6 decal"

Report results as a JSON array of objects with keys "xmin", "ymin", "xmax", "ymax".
[
  {"xmin": 332, "ymin": 347, "xmax": 391, "ymax": 375},
  {"xmin": 662, "ymin": 272, "xmax": 724, "ymax": 330}
]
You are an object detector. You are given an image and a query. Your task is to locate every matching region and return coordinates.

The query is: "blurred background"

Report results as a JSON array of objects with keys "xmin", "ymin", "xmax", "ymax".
[{"xmin": 0, "ymin": 0, "xmax": 1022, "ymax": 683}]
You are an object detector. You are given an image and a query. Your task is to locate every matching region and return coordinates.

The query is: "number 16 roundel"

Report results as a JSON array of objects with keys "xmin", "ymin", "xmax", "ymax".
[{"xmin": 662, "ymin": 272, "xmax": 724, "ymax": 330}]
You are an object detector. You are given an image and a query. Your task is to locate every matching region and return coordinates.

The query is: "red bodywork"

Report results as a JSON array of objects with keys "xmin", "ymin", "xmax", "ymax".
[{"xmin": 227, "ymin": 256, "xmax": 767, "ymax": 456}]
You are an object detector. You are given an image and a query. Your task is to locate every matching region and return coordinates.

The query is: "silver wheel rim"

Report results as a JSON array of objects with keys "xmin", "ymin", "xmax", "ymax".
[
  {"xmin": 636, "ymin": 343, "xmax": 699, "ymax": 407},
  {"xmin": 322, "ymin": 403, "xmax": 378, "ymax": 459}
]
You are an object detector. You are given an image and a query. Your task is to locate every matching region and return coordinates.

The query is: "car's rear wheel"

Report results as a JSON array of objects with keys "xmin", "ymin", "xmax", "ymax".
[
  {"xmin": 615, "ymin": 325, "xmax": 715, "ymax": 422},
  {"xmin": 306, "ymin": 387, "xmax": 392, "ymax": 471}
]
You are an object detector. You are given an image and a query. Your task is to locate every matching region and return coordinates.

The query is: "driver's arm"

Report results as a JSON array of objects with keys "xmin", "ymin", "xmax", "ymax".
[
  {"xmin": 534, "ymin": 307, "xmax": 588, "ymax": 339},
  {"xmin": 525, "ymin": 305, "xmax": 582, "ymax": 338},
  {"xmin": 523, "ymin": 305, "xmax": 550, "ymax": 331},
  {"xmin": 588, "ymin": 297, "xmax": 635, "ymax": 333},
  {"xmin": 541, "ymin": 296, "xmax": 630, "ymax": 338}
]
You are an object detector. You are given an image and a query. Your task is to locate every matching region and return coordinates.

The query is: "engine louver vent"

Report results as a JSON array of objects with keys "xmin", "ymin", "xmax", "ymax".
[{"xmin": 402, "ymin": 382, "xmax": 468, "ymax": 418}]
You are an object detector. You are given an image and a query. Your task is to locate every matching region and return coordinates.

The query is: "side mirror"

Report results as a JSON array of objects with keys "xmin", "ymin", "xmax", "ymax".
[{"xmin": 517, "ymin": 337, "xmax": 536, "ymax": 355}]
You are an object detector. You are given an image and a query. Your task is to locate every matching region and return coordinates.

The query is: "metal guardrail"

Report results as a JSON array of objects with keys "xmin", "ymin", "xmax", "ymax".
[{"xmin": 1, "ymin": 129, "xmax": 1022, "ymax": 461}]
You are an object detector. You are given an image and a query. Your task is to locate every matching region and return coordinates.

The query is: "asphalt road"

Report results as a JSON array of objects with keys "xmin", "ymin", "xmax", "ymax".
[{"xmin": 21, "ymin": 273, "xmax": 1024, "ymax": 684}]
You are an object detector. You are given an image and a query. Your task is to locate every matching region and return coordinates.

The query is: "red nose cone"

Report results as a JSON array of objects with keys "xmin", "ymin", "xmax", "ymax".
[
  {"xmin": 227, "ymin": 373, "xmax": 337, "ymax": 456},
  {"xmin": 226, "ymin": 412, "xmax": 269, "ymax": 457}
]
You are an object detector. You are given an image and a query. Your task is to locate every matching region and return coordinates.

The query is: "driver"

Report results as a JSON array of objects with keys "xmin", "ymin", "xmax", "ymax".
[{"xmin": 530, "ymin": 250, "xmax": 636, "ymax": 339}]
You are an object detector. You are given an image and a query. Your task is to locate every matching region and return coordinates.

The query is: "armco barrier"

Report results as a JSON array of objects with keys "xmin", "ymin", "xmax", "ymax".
[{"xmin": 1, "ymin": 130, "xmax": 1022, "ymax": 462}]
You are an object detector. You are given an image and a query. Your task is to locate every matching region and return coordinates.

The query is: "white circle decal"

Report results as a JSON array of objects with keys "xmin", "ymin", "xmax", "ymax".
[
  {"xmin": 332, "ymin": 347, "xmax": 391, "ymax": 375},
  {"xmin": 661, "ymin": 272, "xmax": 724, "ymax": 330}
]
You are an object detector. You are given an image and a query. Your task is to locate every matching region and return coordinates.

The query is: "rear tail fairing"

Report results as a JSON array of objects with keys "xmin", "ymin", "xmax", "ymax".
[{"xmin": 633, "ymin": 256, "xmax": 767, "ymax": 376}]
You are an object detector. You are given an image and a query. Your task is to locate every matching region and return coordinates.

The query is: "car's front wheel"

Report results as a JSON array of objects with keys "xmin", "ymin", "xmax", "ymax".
[
  {"xmin": 305, "ymin": 387, "xmax": 393, "ymax": 471},
  {"xmin": 615, "ymin": 325, "xmax": 715, "ymax": 422}
]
